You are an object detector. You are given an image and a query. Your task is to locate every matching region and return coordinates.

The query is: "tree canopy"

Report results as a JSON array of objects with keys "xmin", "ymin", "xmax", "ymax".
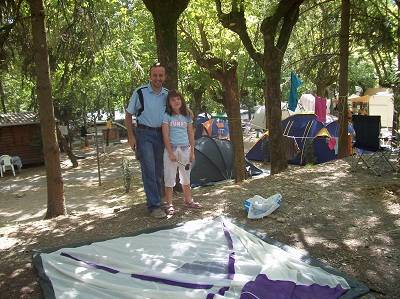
[{"xmin": 1, "ymin": 0, "xmax": 397, "ymax": 119}]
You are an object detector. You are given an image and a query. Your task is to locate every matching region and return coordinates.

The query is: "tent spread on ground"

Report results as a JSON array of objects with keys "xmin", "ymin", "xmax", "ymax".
[
  {"xmin": 195, "ymin": 118, "xmax": 230, "ymax": 139},
  {"xmin": 33, "ymin": 217, "xmax": 369, "ymax": 299},
  {"xmin": 191, "ymin": 136, "xmax": 262, "ymax": 186},
  {"xmin": 246, "ymin": 114, "xmax": 339, "ymax": 165}
]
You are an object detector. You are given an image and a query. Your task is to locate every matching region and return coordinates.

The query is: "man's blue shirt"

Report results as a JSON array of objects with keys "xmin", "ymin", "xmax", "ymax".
[{"xmin": 126, "ymin": 83, "xmax": 168, "ymax": 127}]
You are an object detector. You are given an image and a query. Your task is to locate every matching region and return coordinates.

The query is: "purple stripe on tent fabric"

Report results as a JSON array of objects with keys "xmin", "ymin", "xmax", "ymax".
[
  {"xmin": 131, "ymin": 274, "xmax": 213, "ymax": 289},
  {"xmin": 227, "ymin": 252, "xmax": 235, "ymax": 280},
  {"xmin": 206, "ymin": 223, "xmax": 237, "ymax": 298},
  {"xmin": 222, "ymin": 222, "xmax": 235, "ymax": 279},
  {"xmin": 218, "ymin": 286, "xmax": 230, "ymax": 295},
  {"xmin": 240, "ymin": 274, "xmax": 348, "ymax": 299},
  {"xmin": 206, "ymin": 286, "xmax": 230, "ymax": 299},
  {"xmin": 61, "ymin": 223, "xmax": 238, "ymax": 293},
  {"xmin": 61, "ymin": 252, "xmax": 214, "ymax": 290},
  {"xmin": 222, "ymin": 223, "xmax": 234, "ymax": 250},
  {"xmin": 60, "ymin": 252, "xmax": 120, "ymax": 274}
]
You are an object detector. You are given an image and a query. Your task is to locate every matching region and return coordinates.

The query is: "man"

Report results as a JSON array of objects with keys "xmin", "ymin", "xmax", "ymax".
[{"xmin": 125, "ymin": 63, "xmax": 168, "ymax": 218}]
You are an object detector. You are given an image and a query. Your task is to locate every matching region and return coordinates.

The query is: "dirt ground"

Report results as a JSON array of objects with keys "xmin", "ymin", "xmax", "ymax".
[{"xmin": 0, "ymin": 138, "xmax": 399, "ymax": 299}]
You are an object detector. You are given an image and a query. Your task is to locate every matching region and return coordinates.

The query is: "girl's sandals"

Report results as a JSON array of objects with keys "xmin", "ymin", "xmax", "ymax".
[
  {"xmin": 164, "ymin": 204, "xmax": 176, "ymax": 215},
  {"xmin": 184, "ymin": 200, "xmax": 202, "ymax": 209}
]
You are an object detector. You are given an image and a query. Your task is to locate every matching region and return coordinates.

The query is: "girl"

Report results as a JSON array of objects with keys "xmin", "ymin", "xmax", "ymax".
[{"xmin": 162, "ymin": 90, "xmax": 201, "ymax": 214}]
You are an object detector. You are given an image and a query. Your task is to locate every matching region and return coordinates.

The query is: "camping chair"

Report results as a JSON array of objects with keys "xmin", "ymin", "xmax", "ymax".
[
  {"xmin": 351, "ymin": 115, "xmax": 396, "ymax": 175},
  {"xmin": 0, "ymin": 155, "xmax": 16, "ymax": 177}
]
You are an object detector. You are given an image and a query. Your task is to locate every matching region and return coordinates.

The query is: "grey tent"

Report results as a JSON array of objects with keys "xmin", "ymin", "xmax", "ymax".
[{"xmin": 191, "ymin": 136, "xmax": 263, "ymax": 187}]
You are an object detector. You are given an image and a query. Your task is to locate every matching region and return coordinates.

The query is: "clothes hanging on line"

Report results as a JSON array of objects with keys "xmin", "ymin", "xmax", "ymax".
[{"xmin": 315, "ymin": 96, "xmax": 327, "ymax": 123}]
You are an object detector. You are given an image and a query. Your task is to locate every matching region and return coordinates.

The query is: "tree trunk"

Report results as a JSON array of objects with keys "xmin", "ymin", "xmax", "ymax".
[
  {"xmin": 0, "ymin": 79, "xmax": 6, "ymax": 113},
  {"xmin": 142, "ymin": 0, "xmax": 189, "ymax": 90},
  {"xmin": 222, "ymin": 69, "xmax": 246, "ymax": 183},
  {"xmin": 188, "ymin": 84, "xmax": 205, "ymax": 117},
  {"xmin": 180, "ymin": 23, "xmax": 246, "ymax": 183},
  {"xmin": 337, "ymin": 0, "xmax": 350, "ymax": 159},
  {"xmin": 29, "ymin": 0, "xmax": 66, "ymax": 218},
  {"xmin": 316, "ymin": 83, "xmax": 328, "ymax": 98},
  {"xmin": 392, "ymin": 1, "xmax": 400, "ymax": 143},
  {"xmin": 263, "ymin": 54, "xmax": 287, "ymax": 174},
  {"xmin": 216, "ymin": 0, "xmax": 302, "ymax": 175},
  {"xmin": 56, "ymin": 126, "xmax": 78, "ymax": 168}
]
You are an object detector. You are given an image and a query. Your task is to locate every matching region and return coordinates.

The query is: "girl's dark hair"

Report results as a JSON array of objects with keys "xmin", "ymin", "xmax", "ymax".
[{"xmin": 166, "ymin": 89, "xmax": 192, "ymax": 118}]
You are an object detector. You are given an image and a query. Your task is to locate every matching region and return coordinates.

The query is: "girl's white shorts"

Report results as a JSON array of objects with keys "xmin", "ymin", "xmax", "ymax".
[{"xmin": 163, "ymin": 146, "xmax": 191, "ymax": 187}]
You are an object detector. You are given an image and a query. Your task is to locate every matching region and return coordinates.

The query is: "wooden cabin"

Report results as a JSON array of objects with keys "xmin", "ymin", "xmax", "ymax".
[{"xmin": 0, "ymin": 112, "xmax": 44, "ymax": 165}]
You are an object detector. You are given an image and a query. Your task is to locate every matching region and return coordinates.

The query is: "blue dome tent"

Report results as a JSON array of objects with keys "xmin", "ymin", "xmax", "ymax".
[{"xmin": 246, "ymin": 114, "xmax": 339, "ymax": 165}]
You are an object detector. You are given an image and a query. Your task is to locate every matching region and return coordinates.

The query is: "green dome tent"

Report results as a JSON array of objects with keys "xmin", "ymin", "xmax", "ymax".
[{"xmin": 191, "ymin": 136, "xmax": 263, "ymax": 187}]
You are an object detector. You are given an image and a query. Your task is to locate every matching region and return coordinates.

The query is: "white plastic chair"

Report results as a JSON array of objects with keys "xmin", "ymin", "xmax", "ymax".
[{"xmin": 0, "ymin": 155, "xmax": 16, "ymax": 177}]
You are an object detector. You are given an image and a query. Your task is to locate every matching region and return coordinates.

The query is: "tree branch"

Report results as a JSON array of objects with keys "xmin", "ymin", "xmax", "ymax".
[
  {"xmin": 215, "ymin": 0, "xmax": 263, "ymax": 67},
  {"xmin": 299, "ymin": 0, "xmax": 336, "ymax": 17},
  {"xmin": 276, "ymin": 5, "xmax": 300, "ymax": 52},
  {"xmin": 196, "ymin": 19, "xmax": 211, "ymax": 54},
  {"xmin": 179, "ymin": 22, "xmax": 223, "ymax": 80}
]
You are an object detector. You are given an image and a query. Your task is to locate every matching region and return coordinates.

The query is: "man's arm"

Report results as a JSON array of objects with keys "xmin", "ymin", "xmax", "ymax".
[
  {"xmin": 125, "ymin": 88, "xmax": 141, "ymax": 151},
  {"xmin": 125, "ymin": 112, "xmax": 136, "ymax": 150}
]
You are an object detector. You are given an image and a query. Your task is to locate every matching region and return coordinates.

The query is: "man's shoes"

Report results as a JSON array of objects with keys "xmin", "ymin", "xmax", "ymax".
[{"xmin": 150, "ymin": 208, "xmax": 167, "ymax": 219}]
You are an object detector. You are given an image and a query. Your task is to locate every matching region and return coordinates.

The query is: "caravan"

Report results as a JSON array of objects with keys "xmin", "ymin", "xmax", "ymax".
[{"xmin": 349, "ymin": 88, "xmax": 395, "ymax": 128}]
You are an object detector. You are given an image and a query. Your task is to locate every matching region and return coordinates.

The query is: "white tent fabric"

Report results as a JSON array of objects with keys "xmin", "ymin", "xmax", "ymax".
[
  {"xmin": 298, "ymin": 94, "xmax": 331, "ymax": 115},
  {"xmin": 37, "ymin": 218, "xmax": 351, "ymax": 299},
  {"xmin": 251, "ymin": 104, "xmax": 293, "ymax": 130},
  {"xmin": 251, "ymin": 106, "xmax": 266, "ymax": 130}
]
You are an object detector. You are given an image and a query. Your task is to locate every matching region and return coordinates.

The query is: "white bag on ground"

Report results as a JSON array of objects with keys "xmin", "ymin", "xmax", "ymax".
[{"xmin": 247, "ymin": 193, "xmax": 282, "ymax": 219}]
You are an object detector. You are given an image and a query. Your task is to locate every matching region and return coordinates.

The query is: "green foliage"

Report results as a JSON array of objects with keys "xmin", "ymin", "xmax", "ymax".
[
  {"xmin": 1, "ymin": 0, "xmax": 398, "ymax": 120},
  {"xmin": 348, "ymin": 55, "xmax": 377, "ymax": 94}
]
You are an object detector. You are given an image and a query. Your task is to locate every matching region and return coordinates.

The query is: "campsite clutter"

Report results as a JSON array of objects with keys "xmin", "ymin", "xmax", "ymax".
[
  {"xmin": 244, "ymin": 193, "xmax": 282, "ymax": 219},
  {"xmin": 195, "ymin": 116, "xmax": 230, "ymax": 139},
  {"xmin": 246, "ymin": 114, "xmax": 343, "ymax": 165}
]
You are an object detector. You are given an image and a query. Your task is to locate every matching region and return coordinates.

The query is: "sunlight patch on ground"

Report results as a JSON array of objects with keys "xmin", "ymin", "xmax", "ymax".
[
  {"xmin": 0, "ymin": 237, "xmax": 19, "ymax": 250},
  {"xmin": 16, "ymin": 185, "xmax": 42, "ymax": 193},
  {"xmin": 384, "ymin": 201, "xmax": 400, "ymax": 215},
  {"xmin": 0, "ymin": 210, "xmax": 23, "ymax": 218},
  {"xmin": 373, "ymin": 233, "xmax": 393, "ymax": 245},
  {"xmin": 209, "ymin": 189, "xmax": 227, "ymax": 196},
  {"xmin": 355, "ymin": 215, "xmax": 381, "ymax": 228},
  {"xmin": 299, "ymin": 228, "xmax": 326, "ymax": 245},
  {"xmin": 84, "ymin": 225, "xmax": 95, "ymax": 231},
  {"xmin": 14, "ymin": 208, "xmax": 47, "ymax": 223},
  {"xmin": 343, "ymin": 238, "xmax": 364, "ymax": 249}
]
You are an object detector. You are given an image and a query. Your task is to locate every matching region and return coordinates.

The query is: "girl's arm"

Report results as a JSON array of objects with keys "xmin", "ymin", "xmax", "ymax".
[
  {"xmin": 162, "ymin": 123, "xmax": 176, "ymax": 161},
  {"xmin": 188, "ymin": 122, "xmax": 195, "ymax": 161}
]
